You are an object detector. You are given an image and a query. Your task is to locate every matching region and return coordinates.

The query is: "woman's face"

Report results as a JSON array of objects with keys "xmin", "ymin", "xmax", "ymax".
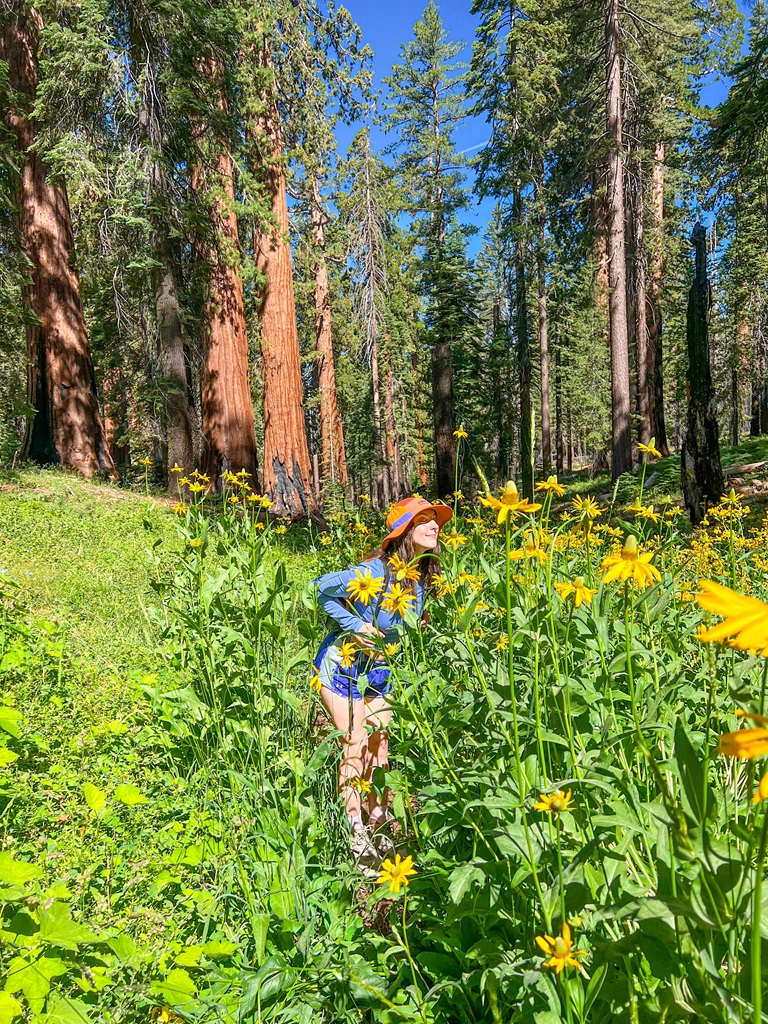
[{"xmin": 409, "ymin": 511, "xmax": 439, "ymax": 553}]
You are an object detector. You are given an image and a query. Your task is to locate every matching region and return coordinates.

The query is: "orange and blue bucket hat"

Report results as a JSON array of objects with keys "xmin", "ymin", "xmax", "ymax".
[{"xmin": 381, "ymin": 496, "xmax": 453, "ymax": 550}]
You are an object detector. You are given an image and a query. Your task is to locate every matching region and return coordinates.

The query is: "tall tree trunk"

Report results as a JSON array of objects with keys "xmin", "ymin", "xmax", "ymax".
[
  {"xmin": 647, "ymin": 139, "xmax": 669, "ymax": 454},
  {"xmin": 383, "ymin": 363, "xmax": 403, "ymax": 499},
  {"xmin": 514, "ymin": 187, "xmax": 533, "ymax": 499},
  {"xmin": 730, "ymin": 366, "xmax": 740, "ymax": 446},
  {"xmin": 310, "ymin": 174, "xmax": 347, "ymax": 493},
  {"xmin": 431, "ymin": 342, "xmax": 455, "ymax": 498},
  {"xmin": 2, "ymin": 4, "xmax": 116, "ymax": 480},
  {"xmin": 555, "ymin": 336, "xmax": 564, "ymax": 475},
  {"xmin": 192, "ymin": 65, "xmax": 260, "ymax": 491},
  {"xmin": 412, "ymin": 348, "xmax": 430, "ymax": 488},
  {"xmin": 132, "ymin": 28, "xmax": 196, "ymax": 493},
  {"xmin": 632, "ymin": 150, "xmax": 650, "ymax": 445},
  {"xmin": 536, "ymin": 202, "xmax": 551, "ymax": 474},
  {"xmin": 605, "ymin": 0, "xmax": 632, "ymax": 479},
  {"xmin": 251, "ymin": 43, "xmax": 313, "ymax": 517},
  {"xmin": 681, "ymin": 224, "xmax": 723, "ymax": 524},
  {"xmin": 102, "ymin": 368, "xmax": 130, "ymax": 470},
  {"xmin": 370, "ymin": 317, "xmax": 389, "ymax": 508}
]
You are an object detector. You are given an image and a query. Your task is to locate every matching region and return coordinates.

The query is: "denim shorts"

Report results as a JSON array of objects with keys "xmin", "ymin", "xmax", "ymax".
[{"xmin": 313, "ymin": 634, "xmax": 392, "ymax": 701}]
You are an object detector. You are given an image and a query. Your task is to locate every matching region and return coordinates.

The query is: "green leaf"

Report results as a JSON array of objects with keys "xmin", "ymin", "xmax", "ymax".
[
  {"xmin": 175, "ymin": 945, "xmax": 202, "ymax": 967},
  {"xmin": 43, "ymin": 993, "xmax": 95, "ymax": 1024},
  {"xmin": 82, "ymin": 783, "xmax": 106, "ymax": 812},
  {"xmin": 0, "ymin": 708, "xmax": 22, "ymax": 737},
  {"xmin": 113, "ymin": 784, "xmax": 148, "ymax": 806},
  {"xmin": 448, "ymin": 862, "xmax": 485, "ymax": 903},
  {"xmin": 0, "ymin": 852, "xmax": 43, "ymax": 886},
  {"xmin": 106, "ymin": 934, "xmax": 136, "ymax": 962},
  {"xmin": 0, "ymin": 748, "xmax": 18, "ymax": 768},
  {"xmin": 150, "ymin": 968, "xmax": 197, "ymax": 1007},
  {"xmin": 201, "ymin": 939, "xmax": 238, "ymax": 960},
  {"xmin": 38, "ymin": 902, "xmax": 98, "ymax": 949},
  {"xmin": 674, "ymin": 721, "xmax": 716, "ymax": 826},
  {"xmin": 0, "ymin": 992, "xmax": 22, "ymax": 1024},
  {"xmin": 4, "ymin": 954, "xmax": 68, "ymax": 1014},
  {"xmin": 250, "ymin": 913, "xmax": 269, "ymax": 966}
]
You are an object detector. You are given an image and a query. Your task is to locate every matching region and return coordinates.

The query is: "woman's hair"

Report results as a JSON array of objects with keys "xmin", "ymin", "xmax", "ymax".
[{"xmin": 366, "ymin": 526, "xmax": 441, "ymax": 594}]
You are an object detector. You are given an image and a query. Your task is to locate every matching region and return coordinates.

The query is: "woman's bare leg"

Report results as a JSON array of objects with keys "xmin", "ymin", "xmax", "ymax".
[
  {"xmin": 361, "ymin": 697, "xmax": 392, "ymax": 822},
  {"xmin": 320, "ymin": 687, "xmax": 372, "ymax": 822}
]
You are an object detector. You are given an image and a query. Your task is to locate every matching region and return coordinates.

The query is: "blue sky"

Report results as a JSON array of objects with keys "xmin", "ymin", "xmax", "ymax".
[{"xmin": 337, "ymin": 0, "xmax": 752, "ymax": 250}]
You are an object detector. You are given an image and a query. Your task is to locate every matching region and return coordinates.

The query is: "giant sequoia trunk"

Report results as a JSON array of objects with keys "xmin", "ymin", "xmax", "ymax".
[
  {"xmin": 647, "ymin": 140, "xmax": 669, "ymax": 454},
  {"xmin": 133, "ymin": 28, "xmax": 196, "ymax": 493},
  {"xmin": 681, "ymin": 225, "xmax": 723, "ymax": 525},
  {"xmin": 193, "ymin": 68, "xmax": 260, "ymax": 490},
  {"xmin": 311, "ymin": 175, "xmax": 348, "ymax": 493},
  {"xmin": 252, "ymin": 43, "xmax": 314, "ymax": 518},
  {"xmin": 2, "ymin": 4, "xmax": 116, "ymax": 479},
  {"xmin": 604, "ymin": 0, "xmax": 633, "ymax": 479}
]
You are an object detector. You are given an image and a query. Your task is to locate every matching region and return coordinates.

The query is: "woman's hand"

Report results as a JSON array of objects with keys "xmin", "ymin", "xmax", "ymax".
[{"xmin": 354, "ymin": 622, "xmax": 385, "ymax": 650}]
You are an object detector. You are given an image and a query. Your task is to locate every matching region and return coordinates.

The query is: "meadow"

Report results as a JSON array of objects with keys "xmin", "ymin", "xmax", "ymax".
[{"xmin": 2, "ymin": 440, "xmax": 768, "ymax": 1024}]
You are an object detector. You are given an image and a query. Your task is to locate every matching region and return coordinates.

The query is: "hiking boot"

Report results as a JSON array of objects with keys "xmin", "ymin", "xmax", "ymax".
[{"xmin": 350, "ymin": 827, "xmax": 381, "ymax": 879}]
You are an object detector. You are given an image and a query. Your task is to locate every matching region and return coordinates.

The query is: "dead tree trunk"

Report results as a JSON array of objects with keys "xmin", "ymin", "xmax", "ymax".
[
  {"xmin": 555, "ymin": 333, "xmax": 564, "ymax": 476},
  {"xmin": 647, "ymin": 139, "xmax": 669, "ymax": 454},
  {"xmin": 252, "ymin": 42, "xmax": 313, "ymax": 517},
  {"xmin": 605, "ymin": 0, "xmax": 633, "ymax": 479},
  {"xmin": 2, "ymin": 3, "xmax": 116, "ymax": 479},
  {"xmin": 311, "ymin": 175, "xmax": 347, "ymax": 493},
  {"xmin": 681, "ymin": 224, "xmax": 723, "ymax": 524},
  {"xmin": 432, "ymin": 341, "xmax": 455, "ymax": 499}
]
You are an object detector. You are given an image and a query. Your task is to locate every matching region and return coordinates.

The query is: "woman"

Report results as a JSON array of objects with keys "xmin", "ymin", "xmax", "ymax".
[{"xmin": 313, "ymin": 496, "xmax": 452, "ymax": 870}]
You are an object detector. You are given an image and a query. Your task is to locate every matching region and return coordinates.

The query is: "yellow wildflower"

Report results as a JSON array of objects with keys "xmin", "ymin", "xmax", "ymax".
[
  {"xmin": 601, "ymin": 535, "xmax": 661, "ymax": 588},
  {"xmin": 381, "ymin": 583, "xmax": 416, "ymax": 617},
  {"xmin": 453, "ymin": 425, "xmax": 468, "ymax": 440},
  {"xmin": 170, "ymin": 463, "xmax": 184, "ymax": 474},
  {"xmin": 753, "ymin": 771, "xmax": 768, "ymax": 803},
  {"xmin": 389, "ymin": 554, "xmax": 420, "ymax": 583},
  {"xmin": 188, "ymin": 481, "xmax": 206, "ymax": 494},
  {"xmin": 139, "ymin": 457, "xmax": 152, "ymax": 466},
  {"xmin": 637, "ymin": 437, "xmax": 662, "ymax": 460},
  {"xmin": 173, "ymin": 502, "xmax": 187, "ymax": 516},
  {"xmin": 275, "ymin": 525, "xmax": 287, "ymax": 535},
  {"xmin": 554, "ymin": 577, "xmax": 597, "ymax": 608},
  {"xmin": 346, "ymin": 569, "xmax": 384, "ymax": 606},
  {"xmin": 349, "ymin": 776, "xmax": 372, "ymax": 793},
  {"xmin": 228, "ymin": 494, "xmax": 240, "ymax": 504},
  {"xmin": 309, "ymin": 670, "xmax": 322, "ymax": 693},
  {"xmin": 496, "ymin": 635, "xmax": 509, "ymax": 652},
  {"xmin": 377, "ymin": 853, "xmax": 417, "ymax": 894},
  {"xmin": 384, "ymin": 643, "xmax": 399, "ymax": 656},
  {"xmin": 339, "ymin": 640, "xmax": 357, "ymax": 669},
  {"xmin": 571, "ymin": 494, "xmax": 602, "ymax": 520},
  {"xmin": 188, "ymin": 538, "xmax": 203, "ymax": 548},
  {"xmin": 533, "ymin": 789, "xmax": 574, "ymax": 814},
  {"xmin": 696, "ymin": 580, "xmax": 768, "ymax": 655},
  {"xmin": 480, "ymin": 480, "xmax": 541, "ymax": 525},
  {"xmin": 443, "ymin": 528, "xmax": 468, "ymax": 549},
  {"xmin": 535, "ymin": 922, "xmax": 587, "ymax": 974},
  {"xmin": 536, "ymin": 475, "xmax": 565, "ymax": 498}
]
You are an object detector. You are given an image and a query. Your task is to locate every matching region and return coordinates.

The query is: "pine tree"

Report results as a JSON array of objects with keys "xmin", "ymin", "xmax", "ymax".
[{"xmin": 384, "ymin": 1, "xmax": 469, "ymax": 498}]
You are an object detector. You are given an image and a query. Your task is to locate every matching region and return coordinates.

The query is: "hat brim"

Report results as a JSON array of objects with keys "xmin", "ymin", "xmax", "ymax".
[{"xmin": 381, "ymin": 503, "xmax": 453, "ymax": 549}]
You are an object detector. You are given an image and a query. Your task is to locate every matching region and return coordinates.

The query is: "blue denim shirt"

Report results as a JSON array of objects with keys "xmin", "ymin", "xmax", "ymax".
[{"xmin": 315, "ymin": 556, "xmax": 424, "ymax": 640}]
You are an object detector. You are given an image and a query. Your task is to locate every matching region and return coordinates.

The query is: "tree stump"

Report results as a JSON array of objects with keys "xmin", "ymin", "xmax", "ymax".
[{"xmin": 681, "ymin": 224, "xmax": 723, "ymax": 524}]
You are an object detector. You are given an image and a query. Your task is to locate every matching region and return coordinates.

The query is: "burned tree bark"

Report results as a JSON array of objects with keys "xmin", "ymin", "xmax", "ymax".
[
  {"xmin": 2, "ymin": 3, "xmax": 116, "ymax": 479},
  {"xmin": 681, "ymin": 224, "xmax": 723, "ymax": 525}
]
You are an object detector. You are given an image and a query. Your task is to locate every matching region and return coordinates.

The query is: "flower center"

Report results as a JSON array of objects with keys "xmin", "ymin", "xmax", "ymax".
[{"xmin": 554, "ymin": 937, "xmax": 568, "ymax": 956}]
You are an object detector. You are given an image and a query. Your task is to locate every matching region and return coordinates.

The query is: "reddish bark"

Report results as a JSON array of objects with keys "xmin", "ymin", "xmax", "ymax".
[
  {"xmin": 102, "ymin": 367, "xmax": 130, "ymax": 470},
  {"xmin": 252, "ymin": 42, "xmax": 314, "ymax": 518},
  {"xmin": 2, "ymin": 4, "xmax": 116, "ymax": 480},
  {"xmin": 193, "ymin": 62, "xmax": 260, "ymax": 490},
  {"xmin": 311, "ymin": 176, "xmax": 348, "ymax": 492},
  {"xmin": 383, "ymin": 360, "xmax": 403, "ymax": 500}
]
